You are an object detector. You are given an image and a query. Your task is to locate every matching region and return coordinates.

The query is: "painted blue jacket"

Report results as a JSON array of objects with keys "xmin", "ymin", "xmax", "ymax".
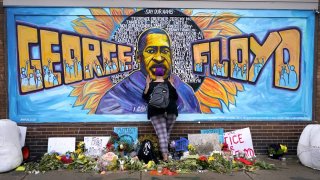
[{"xmin": 96, "ymin": 71, "xmax": 200, "ymax": 115}]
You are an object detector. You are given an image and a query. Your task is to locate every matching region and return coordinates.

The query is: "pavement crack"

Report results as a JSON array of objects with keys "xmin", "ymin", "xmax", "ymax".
[
  {"xmin": 20, "ymin": 173, "xmax": 28, "ymax": 180},
  {"xmin": 244, "ymin": 171, "xmax": 254, "ymax": 180}
]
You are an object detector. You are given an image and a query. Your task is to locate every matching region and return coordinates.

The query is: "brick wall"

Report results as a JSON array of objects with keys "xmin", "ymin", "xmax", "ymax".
[
  {"xmin": 21, "ymin": 121, "xmax": 314, "ymax": 157},
  {"xmin": 0, "ymin": 0, "xmax": 7, "ymax": 117},
  {"xmin": 0, "ymin": 3, "xmax": 319, "ymax": 158}
]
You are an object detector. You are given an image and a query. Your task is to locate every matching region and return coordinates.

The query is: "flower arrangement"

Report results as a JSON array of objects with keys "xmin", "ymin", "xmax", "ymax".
[
  {"xmin": 146, "ymin": 160, "xmax": 157, "ymax": 170},
  {"xmin": 207, "ymin": 153, "xmax": 233, "ymax": 173},
  {"xmin": 24, "ymin": 142, "xmax": 97, "ymax": 173},
  {"xmin": 60, "ymin": 153, "xmax": 73, "ymax": 164},
  {"xmin": 105, "ymin": 132, "xmax": 136, "ymax": 157},
  {"xmin": 23, "ymin": 137, "xmax": 276, "ymax": 175},
  {"xmin": 117, "ymin": 139, "xmax": 134, "ymax": 154},
  {"xmin": 106, "ymin": 132, "xmax": 119, "ymax": 153},
  {"xmin": 268, "ymin": 144, "xmax": 288, "ymax": 159},
  {"xmin": 96, "ymin": 152, "xmax": 119, "ymax": 172},
  {"xmin": 197, "ymin": 155, "xmax": 209, "ymax": 170},
  {"xmin": 24, "ymin": 153, "xmax": 64, "ymax": 173},
  {"xmin": 187, "ymin": 144, "xmax": 197, "ymax": 155},
  {"xmin": 208, "ymin": 156, "xmax": 215, "ymax": 162},
  {"xmin": 221, "ymin": 143, "xmax": 229, "ymax": 151},
  {"xmin": 177, "ymin": 159, "xmax": 199, "ymax": 172},
  {"xmin": 106, "ymin": 142, "xmax": 115, "ymax": 152},
  {"xmin": 97, "ymin": 155, "xmax": 147, "ymax": 172},
  {"xmin": 75, "ymin": 141, "xmax": 85, "ymax": 154}
]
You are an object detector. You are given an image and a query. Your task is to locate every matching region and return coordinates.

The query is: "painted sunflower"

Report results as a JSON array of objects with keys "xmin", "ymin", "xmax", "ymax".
[{"xmin": 70, "ymin": 8, "xmax": 244, "ymax": 114}]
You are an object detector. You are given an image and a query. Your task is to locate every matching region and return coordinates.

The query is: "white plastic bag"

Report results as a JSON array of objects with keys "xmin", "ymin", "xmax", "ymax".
[
  {"xmin": 0, "ymin": 119, "xmax": 23, "ymax": 173},
  {"xmin": 297, "ymin": 124, "xmax": 320, "ymax": 170}
]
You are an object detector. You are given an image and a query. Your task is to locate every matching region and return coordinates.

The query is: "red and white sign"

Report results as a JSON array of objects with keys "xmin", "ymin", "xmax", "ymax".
[{"xmin": 224, "ymin": 127, "xmax": 255, "ymax": 158}]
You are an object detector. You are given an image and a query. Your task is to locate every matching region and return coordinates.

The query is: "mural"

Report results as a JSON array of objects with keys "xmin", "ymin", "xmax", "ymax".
[{"xmin": 6, "ymin": 7, "xmax": 315, "ymax": 122}]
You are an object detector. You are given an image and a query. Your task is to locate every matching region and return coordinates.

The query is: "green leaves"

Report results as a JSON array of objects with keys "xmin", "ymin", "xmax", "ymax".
[
  {"xmin": 25, "ymin": 153, "xmax": 63, "ymax": 173},
  {"xmin": 24, "ymin": 152, "xmax": 97, "ymax": 173},
  {"xmin": 24, "ymin": 150, "xmax": 276, "ymax": 174},
  {"xmin": 253, "ymin": 161, "xmax": 276, "ymax": 170}
]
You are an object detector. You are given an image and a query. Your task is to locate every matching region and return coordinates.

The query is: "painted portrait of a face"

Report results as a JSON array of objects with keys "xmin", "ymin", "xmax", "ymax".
[{"xmin": 137, "ymin": 28, "xmax": 172, "ymax": 80}]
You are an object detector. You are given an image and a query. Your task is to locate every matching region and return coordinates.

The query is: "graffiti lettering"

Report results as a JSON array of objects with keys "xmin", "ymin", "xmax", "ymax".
[
  {"xmin": 192, "ymin": 28, "xmax": 301, "ymax": 90},
  {"xmin": 17, "ymin": 23, "xmax": 133, "ymax": 94},
  {"xmin": 17, "ymin": 21, "xmax": 301, "ymax": 94}
]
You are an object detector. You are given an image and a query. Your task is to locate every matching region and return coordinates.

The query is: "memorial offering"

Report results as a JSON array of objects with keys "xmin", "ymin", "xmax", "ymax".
[
  {"xmin": 201, "ymin": 128, "xmax": 224, "ymax": 143},
  {"xmin": 188, "ymin": 134, "xmax": 220, "ymax": 155},
  {"xmin": 84, "ymin": 136, "xmax": 110, "ymax": 157},
  {"xmin": 47, "ymin": 137, "xmax": 75, "ymax": 154},
  {"xmin": 224, "ymin": 128, "xmax": 255, "ymax": 158},
  {"xmin": 23, "ymin": 136, "xmax": 276, "ymax": 174}
]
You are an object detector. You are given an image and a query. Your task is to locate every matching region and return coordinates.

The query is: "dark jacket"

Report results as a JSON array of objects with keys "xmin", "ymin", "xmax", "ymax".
[{"xmin": 142, "ymin": 80, "xmax": 178, "ymax": 119}]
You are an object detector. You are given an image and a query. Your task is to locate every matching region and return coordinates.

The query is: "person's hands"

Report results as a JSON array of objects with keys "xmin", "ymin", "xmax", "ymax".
[
  {"xmin": 146, "ymin": 75, "xmax": 151, "ymax": 85},
  {"xmin": 169, "ymin": 75, "xmax": 175, "ymax": 87},
  {"xmin": 144, "ymin": 75, "xmax": 151, "ymax": 94}
]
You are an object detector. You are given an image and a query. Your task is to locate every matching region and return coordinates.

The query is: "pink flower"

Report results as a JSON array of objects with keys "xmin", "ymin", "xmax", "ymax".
[{"xmin": 102, "ymin": 152, "xmax": 118, "ymax": 162}]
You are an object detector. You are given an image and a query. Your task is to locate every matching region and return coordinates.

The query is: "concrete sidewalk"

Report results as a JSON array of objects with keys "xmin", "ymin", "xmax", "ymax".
[{"xmin": 1, "ymin": 156, "xmax": 319, "ymax": 180}]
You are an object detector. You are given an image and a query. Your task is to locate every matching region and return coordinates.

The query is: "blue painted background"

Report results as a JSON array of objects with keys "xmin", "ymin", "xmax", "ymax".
[{"xmin": 6, "ymin": 8, "xmax": 315, "ymax": 122}]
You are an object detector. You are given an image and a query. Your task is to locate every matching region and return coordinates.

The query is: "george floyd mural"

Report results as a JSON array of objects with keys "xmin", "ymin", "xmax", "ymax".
[{"xmin": 7, "ymin": 7, "xmax": 315, "ymax": 122}]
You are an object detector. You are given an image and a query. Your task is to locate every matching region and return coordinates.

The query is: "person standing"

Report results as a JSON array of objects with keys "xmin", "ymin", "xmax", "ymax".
[{"xmin": 142, "ymin": 67, "xmax": 178, "ymax": 162}]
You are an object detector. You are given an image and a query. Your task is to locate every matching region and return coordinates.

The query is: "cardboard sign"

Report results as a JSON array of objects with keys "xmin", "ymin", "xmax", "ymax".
[
  {"xmin": 84, "ymin": 136, "xmax": 110, "ymax": 157},
  {"xmin": 224, "ymin": 127, "xmax": 255, "ymax": 158},
  {"xmin": 114, "ymin": 127, "xmax": 138, "ymax": 144},
  {"xmin": 201, "ymin": 128, "xmax": 224, "ymax": 143},
  {"xmin": 48, "ymin": 137, "xmax": 75, "ymax": 154},
  {"xmin": 18, "ymin": 126, "xmax": 27, "ymax": 147},
  {"xmin": 188, "ymin": 134, "xmax": 220, "ymax": 155}
]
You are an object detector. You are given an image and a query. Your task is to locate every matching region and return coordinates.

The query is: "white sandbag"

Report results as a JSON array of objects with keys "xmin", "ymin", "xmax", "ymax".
[
  {"xmin": 297, "ymin": 124, "xmax": 320, "ymax": 170},
  {"xmin": 0, "ymin": 119, "xmax": 23, "ymax": 173}
]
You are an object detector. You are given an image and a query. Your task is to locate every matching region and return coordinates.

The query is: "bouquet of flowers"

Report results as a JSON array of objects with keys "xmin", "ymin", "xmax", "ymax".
[
  {"xmin": 96, "ymin": 152, "xmax": 119, "ymax": 172},
  {"xmin": 106, "ymin": 132, "xmax": 119, "ymax": 152},
  {"xmin": 187, "ymin": 144, "xmax": 197, "ymax": 155},
  {"xmin": 125, "ymin": 156, "xmax": 144, "ymax": 171},
  {"xmin": 177, "ymin": 159, "xmax": 199, "ymax": 173},
  {"xmin": 208, "ymin": 153, "xmax": 233, "ymax": 173},
  {"xmin": 25, "ymin": 142, "xmax": 97, "ymax": 173},
  {"xmin": 24, "ymin": 138, "xmax": 277, "ymax": 174},
  {"xmin": 75, "ymin": 141, "xmax": 85, "ymax": 154},
  {"xmin": 268, "ymin": 144, "xmax": 288, "ymax": 159},
  {"xmin": 145, "ymin": 160, "xmax": 157, "ymax": 170},
  {"xmin": 60, "ymin": 153, "xmax": 73, "ymax": 164},
  {"xmin": 197, "ymin": 155, "xmax": 209, "ymax": 170},
  {"xmin": 24, "ymin": 152, "xmax": 64, "ymax": 173},
  {"xmin": 117, "ymin": 139, "xmax": 134, "ymax": 155}
]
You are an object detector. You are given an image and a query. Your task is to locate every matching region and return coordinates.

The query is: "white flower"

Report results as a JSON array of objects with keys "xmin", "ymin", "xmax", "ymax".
[{"xmin": 210, "ymin": 150, "xmax": 221, "ymax": 156}]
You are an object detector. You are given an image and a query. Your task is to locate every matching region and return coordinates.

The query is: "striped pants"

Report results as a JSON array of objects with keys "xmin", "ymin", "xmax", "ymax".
[{"xmin": 150, "ymin": 114, "xmax": 176, "ymax": 154}]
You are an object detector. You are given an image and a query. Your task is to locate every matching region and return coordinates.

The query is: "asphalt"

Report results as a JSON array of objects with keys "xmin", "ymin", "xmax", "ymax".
[{"xmin": 0, "ymin": 156, "xmax": 319, "ymax": 180}]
